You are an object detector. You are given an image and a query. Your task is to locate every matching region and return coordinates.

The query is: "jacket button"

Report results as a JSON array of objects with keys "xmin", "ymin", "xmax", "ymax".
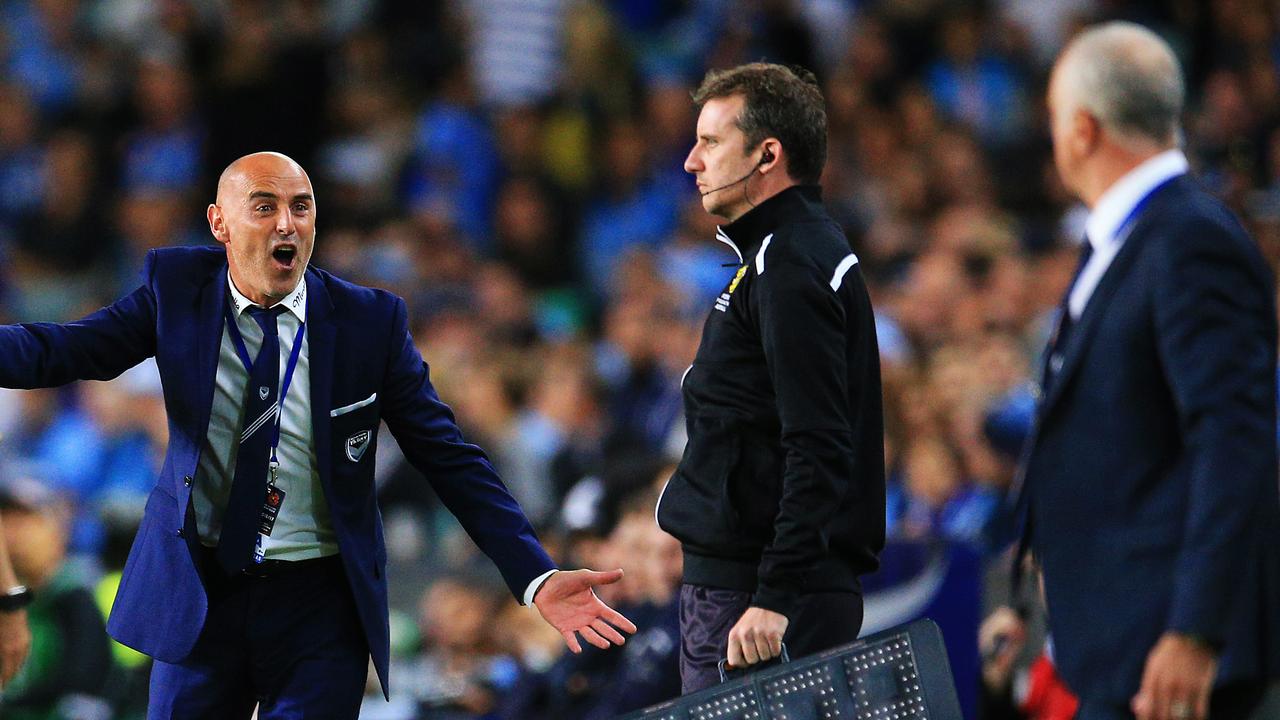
[
  {"xmin": 176, "ymin": 528, "xmax": 185, "ymax": 538},
  {"xmin": 184, "ymin": 476, "xmax": 193, "ymax": 487}
]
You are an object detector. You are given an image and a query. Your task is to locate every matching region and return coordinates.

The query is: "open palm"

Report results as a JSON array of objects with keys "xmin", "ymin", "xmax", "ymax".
[{"xmin": 533, "ymin": 568, "xmax": 638, "ymax": 653}]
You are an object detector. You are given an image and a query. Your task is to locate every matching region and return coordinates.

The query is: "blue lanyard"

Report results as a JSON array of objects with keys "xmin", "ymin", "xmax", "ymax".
[
  {"xmin": 223, "ymin": 301, "xmax": 306, "ymax": 471},
  {"xmin": 1109, "ymin": 174, "xmax": 1175, "ymax": 247}
]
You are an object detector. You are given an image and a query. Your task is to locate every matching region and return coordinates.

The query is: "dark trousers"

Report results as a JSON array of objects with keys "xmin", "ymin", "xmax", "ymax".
[
  {"xmin": 147, "ymin": 554, "xmax": 369, "ymax": 719},
  {"xmin": 679, "ymin": 583, "xmax": 863, "ymax": 695},
  {"xmin": 1074, "ymin": 682, "xmax": 1280, "ymax": 720}
]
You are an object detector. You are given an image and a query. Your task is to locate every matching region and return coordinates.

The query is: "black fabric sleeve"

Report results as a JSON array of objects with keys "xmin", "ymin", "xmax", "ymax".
[{"xmin": 750, "ymin": 258, "xmax": 856, "ymax": 617}]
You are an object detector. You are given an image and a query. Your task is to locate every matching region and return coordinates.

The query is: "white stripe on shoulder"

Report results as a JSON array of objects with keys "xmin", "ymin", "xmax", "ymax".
[
  {"xmin": 715, "ymin": 227, "xmax": 743, "ymax": 264},
  {"xmin": 755, "ymin": 234, "xmax": 774, "ymax": 274},
  {"xmin": 829, "ymin": 253, "xmax": 860, "ymax": 291}
]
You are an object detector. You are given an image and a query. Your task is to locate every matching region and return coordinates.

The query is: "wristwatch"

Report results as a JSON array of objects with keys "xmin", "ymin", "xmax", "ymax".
[{"xmin": 0, "ymin": 585, "xmax": 32, "ymax": 612}]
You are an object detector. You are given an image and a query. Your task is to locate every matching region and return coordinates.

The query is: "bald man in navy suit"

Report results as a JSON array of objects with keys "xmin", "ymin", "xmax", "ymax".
[{"xmin": 0, "ymin": 152, "xmax": 636, "ymax": 718}]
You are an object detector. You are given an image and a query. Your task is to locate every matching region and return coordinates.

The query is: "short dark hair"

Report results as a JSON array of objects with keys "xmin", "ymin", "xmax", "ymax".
[{"xmin": 691, "ymin": 63, "xmax": 827, "ymax": 184}]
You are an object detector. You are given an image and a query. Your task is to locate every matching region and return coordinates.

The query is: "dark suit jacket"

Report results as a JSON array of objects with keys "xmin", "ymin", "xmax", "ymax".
[
  {"xmin": 1019, "ymin": 175, "xmax": 1280, "ymax": 704},
  {"xmin": 0, "ymin": 246, "xmax": 556, "ymax": 697}
]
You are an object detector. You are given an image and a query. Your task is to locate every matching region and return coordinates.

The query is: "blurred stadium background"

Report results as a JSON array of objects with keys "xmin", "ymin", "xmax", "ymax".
[{"xmin": 0, "ymin": 0, "xmax": 1276, "ymax": 718}]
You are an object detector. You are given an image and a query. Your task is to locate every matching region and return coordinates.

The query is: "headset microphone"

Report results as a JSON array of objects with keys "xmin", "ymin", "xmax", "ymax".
[
  {"xmin": 699, "ymin": 168, "xmax": 757, "ymax": 197},
  {"xmin": 698, "ymin": 152, "xmax": 772, "ymax": 198}
]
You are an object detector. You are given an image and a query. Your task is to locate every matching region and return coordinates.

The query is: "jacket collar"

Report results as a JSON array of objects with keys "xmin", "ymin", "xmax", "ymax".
[
  {"xmin": 1084, "ymin": 149, "xmax": 1187, "ymax": 254},
  {"xmin": 1036, "ymin": 175, "xmax": 1188, "ymax": 416},
  {"xmin": 716, "ymin": 184, "xmax": 825, "ymax": 264},
  {"xmin": 226, "ymin": 272, "xmax": 308, "ymax": 322}
]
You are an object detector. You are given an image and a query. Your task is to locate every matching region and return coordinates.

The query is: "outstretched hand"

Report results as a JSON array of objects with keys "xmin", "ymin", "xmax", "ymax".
[{"xmin": 532, "ymin": 569, "xmax": 638, "ymax": 653}]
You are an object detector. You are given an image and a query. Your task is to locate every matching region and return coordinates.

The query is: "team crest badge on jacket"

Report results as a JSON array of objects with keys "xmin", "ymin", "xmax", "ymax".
[{"xmin": 346, "ymin": 430, "xmax": 371, "ymax": 462}]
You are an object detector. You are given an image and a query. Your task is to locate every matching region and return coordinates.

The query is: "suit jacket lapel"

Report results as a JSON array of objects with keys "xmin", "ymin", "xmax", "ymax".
[
  {"xmin": 1039, "ymin": 177, "xmax": 1189, "ymax": 416},
  {"xmin": 192, "ymin": 263, "xmax": 228, "ymax": 474},
  {"xmin": 1013, "ymin": 211, "xmax": 1154, "ymax": 586},
  {"xmin": 179, "ymin": 261, "xmax": 229, "ymax": 560},
  {"xmin": 306, "ymin": 269, "xmax": 337, "ymax": 490},
  {"xmin": 1038, "ymin": 210, "xmax": 1159, "ymax": 416}
]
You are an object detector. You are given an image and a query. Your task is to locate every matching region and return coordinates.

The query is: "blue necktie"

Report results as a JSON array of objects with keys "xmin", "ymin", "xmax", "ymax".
[
  {"xmin": 1055, "ymin": 238, "xmax": 1095, "ymax": 350},
  {"xmin": 215, "ymin": 305, "xmax": 285, "ymax": 574},
  {"xmin": 1043, "ymin": 238, "xmax": 1095, "ymax": 388}
]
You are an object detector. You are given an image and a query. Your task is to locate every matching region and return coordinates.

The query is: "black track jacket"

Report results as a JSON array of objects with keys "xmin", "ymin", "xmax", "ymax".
[{"xmin": 656, "ymin": 185, "xmax": 885, "ymax": 619}]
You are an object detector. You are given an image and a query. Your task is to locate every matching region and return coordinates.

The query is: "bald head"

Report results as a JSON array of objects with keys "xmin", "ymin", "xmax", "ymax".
[
  {"xmin": 207, "ymin": 151, "xmax": 316, "ymax": 306},
  {"xmin": 216, "ymin": 151, "xmax": 312, "ymax": 205},
  {"xmin": 1054, "ymin": 22, "xmax": 1184, "ymax": 149}
]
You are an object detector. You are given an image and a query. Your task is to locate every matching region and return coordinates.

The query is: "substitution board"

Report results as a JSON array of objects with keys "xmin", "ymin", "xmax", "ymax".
[{"xmin": 617, "ymin": 618, "xmax": 962, "ymax": 720}]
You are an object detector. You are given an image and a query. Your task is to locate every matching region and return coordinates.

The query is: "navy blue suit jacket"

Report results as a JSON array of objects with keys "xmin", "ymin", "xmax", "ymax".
[
  {"xmin": 1019, "ymin": 176, "xmax": 1280, "ymax": 704},
  {"xmin": 0, "ymin": 246, "xmax": 556, "ymax": 697}
]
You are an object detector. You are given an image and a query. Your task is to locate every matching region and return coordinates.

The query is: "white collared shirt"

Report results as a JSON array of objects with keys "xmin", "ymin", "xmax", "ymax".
[
  {"xmin": 194, "ymin": 273, "xmax": 339, "ymax": 561},
  {"xmin": 1069, "ymin": 149, "xmax": 1189, "ymax": 319}
]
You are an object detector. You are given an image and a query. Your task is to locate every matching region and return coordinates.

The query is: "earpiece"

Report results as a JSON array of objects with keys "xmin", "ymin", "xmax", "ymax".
[{"xmin": 700, "ymin": 146, "xmax": 777, "ymax": 198}]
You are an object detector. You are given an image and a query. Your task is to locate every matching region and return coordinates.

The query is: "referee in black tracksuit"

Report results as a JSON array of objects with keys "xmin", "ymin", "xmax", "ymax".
[{"xmin": 656, "ymin": 63, "xmax": 885, "ymax": 694}]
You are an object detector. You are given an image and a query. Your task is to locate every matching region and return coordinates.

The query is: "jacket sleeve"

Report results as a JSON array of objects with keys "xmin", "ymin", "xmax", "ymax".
[
  {"xmin": 1152, "ymin": 214, "xmax": 1278, "ymax": 645},
  {"xmin": 0, "ymin": 251, "xmax": 158, "ymax": 388},
  {"xmin": 377, "ymin": 296, "xmax": 557, "ymax": 600},
  {"xmin": 750, "ymin": 256, "xmax": 857, "ymax": 618}
]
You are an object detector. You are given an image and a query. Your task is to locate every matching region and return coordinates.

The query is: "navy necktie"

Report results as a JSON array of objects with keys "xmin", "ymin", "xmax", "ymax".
[
  {"xmin": 1049, "ymin": 239, "xmax": 1095, "ymax": 362},
  {"xmin": 215, "ymin": 305, "xmax": 286, "ymax": 574}
]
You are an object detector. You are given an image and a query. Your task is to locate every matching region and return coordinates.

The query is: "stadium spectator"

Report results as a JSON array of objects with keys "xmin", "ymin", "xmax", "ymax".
[
  {"xmin": 0, "ymin": 487, "xmax": 31, "ymax": 694},
  {"xmin": 578, "ymin": 117, "xmax": 683, "ymax": 296},
  {"xmin": 0, "ymin": 473, "xmax": 114, "ymax": 720},
  {"xmin": 397, "ymin": 575, "xmax": 512, "ymax": 719},
  {"xmin": 979, "ymin": 606, "xmax": 1079, "ymax": 720},
  {"xmin": 501, "ymin": 477, "xmax": 681, "ymax": 719},
  {"xmin": 580, "ymin": 485, "xmax": 683, "ymax": 717}
]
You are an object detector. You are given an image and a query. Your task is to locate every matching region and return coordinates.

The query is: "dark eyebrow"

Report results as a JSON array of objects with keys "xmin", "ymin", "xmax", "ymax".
[{"xmin": 248, "ymin": 191, "xmax": 313, "ymax": 204}]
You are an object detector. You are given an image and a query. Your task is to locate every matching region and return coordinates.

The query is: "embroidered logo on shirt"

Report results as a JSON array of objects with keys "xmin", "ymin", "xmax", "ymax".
[
  {"xmin": 346, "ymin": 430, "xmax": 372, "ymax": 462},
  {"xmin": 715, "ymin": 266, "xmax": 748, "ymax": 313}
]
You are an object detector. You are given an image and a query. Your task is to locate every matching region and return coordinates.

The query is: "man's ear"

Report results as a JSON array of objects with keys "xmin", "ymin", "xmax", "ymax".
[
  {"xmin": 1075, "ymin": 108, "xmax": 1102, "ymax": 157},
  {"xmin": 759, "ymin": 139, "xmax": 780, "ymax": 171},
  {"xmin": 207, "ymin": 204, "xmax": 229, "ymax": 247}
]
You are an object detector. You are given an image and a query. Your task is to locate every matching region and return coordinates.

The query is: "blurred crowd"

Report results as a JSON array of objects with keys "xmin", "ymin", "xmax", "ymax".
[{"xmin": 1, "ymin": 0, "xmax": 1279, "ymax": 718}]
